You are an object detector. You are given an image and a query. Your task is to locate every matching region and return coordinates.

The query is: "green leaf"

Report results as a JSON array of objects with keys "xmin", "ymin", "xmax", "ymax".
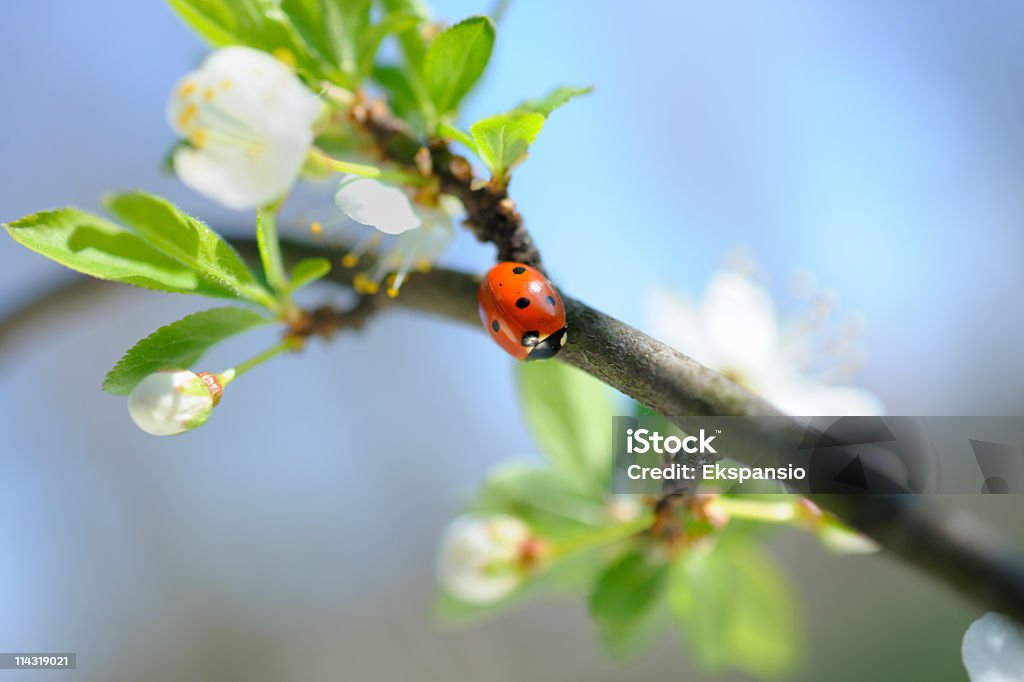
[
  {"xmin": 477, "ymin": 463, "xmax": 608, "ymax": 538},
  {"xmin": 256, "ymin": 209, "xmax": 287, "ymax": 294},
  {"xmin": 519, "ymin": 85, "xmax": 593, "ymax": 116},
  {"xmin": 103, "ymin": 191, "xmax": 273, "ymax": 308},
  {"xmin": 422, "ymin": 15, "xmax": 495, "ymax": 116},
  {"xmin": 356, "ymin": 12, "xmax": 421, "ymax": 82},
  {"xmin": 437, "ymin": 121, "xmax": 479, "ymax": 155},
  {"xmin": 517, "ymin": 361, "xmax": 614, "ymax": 495},
  {"xmin": 470, "ymin": 111, "xmax": 545, "ymax": 182},
  {"xmin": 3, "ymin": 208, "xmax": 240, "ymax": 299},
  {"xmin": 103, "ymin": 307, "xmax": 272, "ymax": 395},
  {"xmin": 669, "ymin": 537, "xmax": 802, "ymax": 677},
  {"xmin": 373, "ymin": 64, "xmax": 427, "ymax": 123},
  {"xmin": 167, "ymin": 0, "xmax": 326, "ymax": 79},
  {"xmin": 590, "ymin": 550, "xmax": 670, "ymax": 657},
  {"xmin": 379, "ymin": 0, "xmax": 430, "ymax": 70},
  {"xmin": 288, "ymin": 257, "xmax": 331, "ymax": 292},
  {"xmin": 280, "ymin": 0, "xmax": 370, "ymax": 85}
]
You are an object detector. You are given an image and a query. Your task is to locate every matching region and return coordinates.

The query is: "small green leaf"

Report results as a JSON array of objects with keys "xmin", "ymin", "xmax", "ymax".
[
  {"xmin": 288, "ymin": 257, "xmax": 331, "ymax": 292},
  {"xmin": 356, "ymin": 12, "xmax": 421, "ymax": 82},
  {"xmin": 422, "ymin": 15, "xmax": 495, "ymax": 116},
  {"xmin": 379, "ymin": 0, "xmax": 430, "ymax": 69},
  {"xmin": 167, "ymin": 0, "xmax": 326, "ymax": 79},
  {"xmin": 256, "ymin": 209, "xmax": 287, "ymax": 294},
  {"xmin": 519, "ymin": 85, "xmax": 593, "ymax": 116},
  {"xmin": 477, "ymin": 463, "xmax": 608, "ymax": 537},
  {"xmin": 470, "ymin": 111, "xmax": 545, "ymax": 182},
  {"xmin": 3, "ymin": 208, "xmax": 239, "ymax": 298},
  {"xmin": 437, "ymin": 121, "xmax": 479, "ymax": 154},
  {"xmin": 373, "ymin": 65, "xmax": 428, "ymax": 123},
  {"xmin": 103, "ymin": 307, "xmax": 272, "ymax": 395},
  {"xmin": 104, "ymin": 191, "xmax": 273, "ymax": 307},
  {"xmin": 280, "ymin": 0, "xmax": 370, "ymax": 85},
  {"xmin": 590, "ymin": 550, "xmax": 670, "ymax": 657},
  {"xmin": 517, "ymin": 361, "xmax": 614, "ymax": 495},
  {"xmin": 669, "ymin": 536, "xmax": 802, "ymax": 677}
]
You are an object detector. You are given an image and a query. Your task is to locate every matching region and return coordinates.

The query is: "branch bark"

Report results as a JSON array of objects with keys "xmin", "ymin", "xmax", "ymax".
[
  {"xmin": 5, "ymin": 258, "xmax": 1024, "ymax": 622},
  {"xmin": 260, "ymin": 237, "xmax": 1024, "ymax": 624}
]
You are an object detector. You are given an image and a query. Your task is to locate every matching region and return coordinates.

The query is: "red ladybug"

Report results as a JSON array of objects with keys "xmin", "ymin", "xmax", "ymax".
[{"xmin": 478, "ymin": 262, "xmax": 568, "ymax": 361}]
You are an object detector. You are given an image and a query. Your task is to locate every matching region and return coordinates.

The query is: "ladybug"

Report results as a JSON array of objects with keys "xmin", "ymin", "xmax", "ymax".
[{"xmin": 478, "ymin": 262, "xmax": 568, "ymax": 361}]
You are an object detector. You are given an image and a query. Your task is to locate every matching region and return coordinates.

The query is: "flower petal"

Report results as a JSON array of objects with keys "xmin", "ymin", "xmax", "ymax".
[
  {"xmin": 645, "ymin": 286, "xmax": 715, "ymax": 367},
  {"xmin": 767, "ymin": 378, "xmax": 885, "ymax": 417},
  {"xmin": 166, "ymin": 46, "xmax": 322, "ymax": 210},
  {"xmin": 700, "ymin": 271, "xmax": 781, "ymax": 374},
  {"xmin": 963, "ymin": 613, "xmax": 1024, "ymax": 682},
  {"xmin": 335, "ymin": 176, "xmax": 421, "ymax": 234}
]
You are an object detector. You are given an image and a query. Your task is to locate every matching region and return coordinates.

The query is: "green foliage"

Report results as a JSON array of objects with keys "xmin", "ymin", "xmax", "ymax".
[
  {"xmin": 517, "ymin": 361, "xmax": 614, "ymax": 495},
  {"xmin": 166, "ymin": 0, "xmax": 323, "ymax": 78},
  {"xmin": 422, "ymin": 16, "xmax": 495, "ymax": 117},
  {"xmin": 103, "ymin": 191, "xmax": 272, "ymax": 307},
  {"xmin": 288, "ymin": 257, "xmax": 332, "ymax": 292},
  {"xmin": 4, "ymin": 208, "xmax": 240, "ymax": 299},
  {"xmin": 669, "ymin": 535, "xmax": 802, "ymax": 677},
  {"xmin": 590, "ymin": 549, "xmax": 670, "ymax": 657},
  {"xmin": 477, "ymin": 463, "xmax": 608, "ymax": 538},
  {"xmin": 470, "ymin": 111, "xmax": 545, "ymax": 183},
  {"xmin": 103, "ymin": 307, "xmax": 272, "ymax": 395},
  {"xmin": 372, "ymin": 64, "xmax": 426, "ymax": 122},
  {"xmin": 378, "ymin": 0, "xmax": 430, "ymax": 70},
  {"xmin": 256, "ymin": 209, "xmax": 287, "ymax": 294},
  {"xmin": 519, "ymin": 85, "xmax": 593, "ymax": 116},
  {"xmin": 280, "ymin": 0, "xmax": 418, "ymax": 86}
]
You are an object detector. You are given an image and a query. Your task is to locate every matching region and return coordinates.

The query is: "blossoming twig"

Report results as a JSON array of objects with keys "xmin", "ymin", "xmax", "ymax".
[{"xmin": 352, "ymin": 97, "xmax": 545, "ymax": 270}]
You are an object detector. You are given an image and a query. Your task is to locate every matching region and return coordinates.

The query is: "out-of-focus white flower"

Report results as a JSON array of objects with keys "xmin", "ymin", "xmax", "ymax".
[
  {"xmin": 962, "ymin": 612, "xmax": 1024, "ymax": 682},
  {"xmin": 330, "ymin": 183, "xmax": 458, "ymax": 297},
  {"xmin": 128, "ymin": 370, "xmax": 221, "ymax": 436},
  {"xmin": 167, "ymin": 46, "xmax": 323, "ymax": 210},
  {"xmin": 646, "ymin": 265, "xmax": 883, "ymax": 416},
  {"xmin": 436, "ymin": 514, "xmax": 535, "ymax": 605},
  {"xmin": 335, "ymin": 176, "xmax": 422, "ymax": 235}
]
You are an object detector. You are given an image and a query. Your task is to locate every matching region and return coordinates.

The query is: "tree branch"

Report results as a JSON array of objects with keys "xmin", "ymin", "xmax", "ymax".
[
  {"xmin": 353, "ymin": 99, "xmax": 545, "ymax": 270},
  {"xmin": 5, "ymin": 258, "xmax": 1024, "ymax": 621},
  {"xmin": 254, "ymin": 237, "xmax": 1024, "ymax": 624}
]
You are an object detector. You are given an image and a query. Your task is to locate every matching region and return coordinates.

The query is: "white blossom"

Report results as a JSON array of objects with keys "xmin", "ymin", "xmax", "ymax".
[
  {"xmin": 334, "ymin": 176, "xmax": 422, "ymax": 235},
  {"xmin": 331, "ymin": 185, "xmax": 458, "ymax": 297},
  {"xmin": 167, "ymin": 46, "xmax": 323, "ymax": 210},
  {"xmin": 646, "ymin": 267, "xmax": 883, "ymax": 416},
  {"xmin": 128, "ymin": 370, "xmax": 218, "ymax": 436},
  {"xmin": 962, "ymin": 612, "xmax": 1024, "ymax": 682},
  {"xmin": 436, "ymin": 514, "xmax": 533, "ymax": 605}
]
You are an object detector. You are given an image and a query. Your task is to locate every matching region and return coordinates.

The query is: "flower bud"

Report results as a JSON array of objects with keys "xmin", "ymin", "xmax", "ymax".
[
  {"xmin": 128, "ymin": 370, "xmax": 219, "ymax": 436},
  {"xmin": 436, "ymin": 514, "xmax": 536, "ymax": 605}
]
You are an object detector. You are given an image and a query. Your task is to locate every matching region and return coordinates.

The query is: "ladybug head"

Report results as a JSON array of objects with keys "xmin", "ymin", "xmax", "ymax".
[{"xmin": 526, "ymin": 326, "xmax": 568, "ymax": 361}]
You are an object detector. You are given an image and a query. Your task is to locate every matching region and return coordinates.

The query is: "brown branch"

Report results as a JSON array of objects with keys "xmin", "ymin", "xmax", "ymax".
[
  {"xmin": 352, "ymin": 98, "xmax": 545, "ymax": 270},
  {"xmin": 5, "ymin": 257, "xmax": 1024, "ymax": 622},
  {"xmin": 244, "ymin": 237, "xmax": 1024, "ymax": 624}
]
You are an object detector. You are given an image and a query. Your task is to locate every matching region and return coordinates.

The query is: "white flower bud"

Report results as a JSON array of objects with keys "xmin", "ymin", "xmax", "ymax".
[
  {"xmin": 128, "ymin": 370, "xmax": 220, "ymax": 436},
  {"xmin": 436, "ymin": 514, "xmax": 535, "ymax": 605},
  {"xmin": 962, "ymin": 612, "xmax": 1024, "ymax": 681}
]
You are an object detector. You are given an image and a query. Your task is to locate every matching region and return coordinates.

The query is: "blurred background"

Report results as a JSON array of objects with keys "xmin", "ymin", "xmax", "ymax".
[{"xmin": 2, "ymin": 1, "xmax": 1023, "ymax": 680}]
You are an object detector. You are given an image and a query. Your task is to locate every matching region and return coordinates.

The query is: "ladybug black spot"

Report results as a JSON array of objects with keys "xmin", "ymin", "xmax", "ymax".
[
  {"xmin": 546, "ymin": 295, "xmax": 555, "ymax": 306},
  {"xmin": 515, "ymin": 297, "xmax": 531, "ymax": 309},
  {"xmin": 491, "ymin": 320, "xmax": 500, "ymax": 333},
  {"xmin": 512, "ymin": 266, "xmax": 526, "ymax": 275},
  {"xmin": 521, "ymin": 331, "xmax": 540, "ymax": 347}
]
